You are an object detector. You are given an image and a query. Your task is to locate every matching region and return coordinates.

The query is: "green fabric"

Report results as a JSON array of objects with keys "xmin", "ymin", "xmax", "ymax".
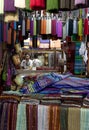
[
  {"xmin": 78, "ymin": 18, "xmax": 83, "ymax": 36},
  {"xmin": 16, "ymin": 103, "xmax": 27, "ymax": 130},
  {"xmin": 46, "ymin": 0, "xmax": 59, "ymax": 11},
  {"xmin": 25, "ymin": 0, "xmax": 31, "ymax": 11},
  {"xmin": 33, "ymin": 19, "xmax": 37, "ymax": 35}
]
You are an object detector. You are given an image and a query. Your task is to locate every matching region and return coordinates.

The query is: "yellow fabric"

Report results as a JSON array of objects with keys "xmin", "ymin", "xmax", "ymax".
[
  {"xmin": 4, "ymin": 11, "xmax": 19, "ymax": 22},
  {"xmin": 78, "ymin": 18, "xmax": 83, "ymax": 36}
]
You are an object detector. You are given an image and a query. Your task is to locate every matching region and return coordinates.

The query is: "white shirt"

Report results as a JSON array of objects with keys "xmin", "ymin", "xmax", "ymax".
[{"xmin": 21, "ymin": 59, "xmax": 33, "ymax": 69}]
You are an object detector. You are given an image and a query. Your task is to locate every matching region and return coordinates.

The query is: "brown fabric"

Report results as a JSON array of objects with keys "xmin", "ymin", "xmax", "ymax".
[
  {"xmin": 26, "ymin": 18, "xmax": 30, "ymax": 31},
  {"xmin": 68, "ymin": 107, "xmax": 80, "ymax": 130},
  {"xmin": 7, "ymin": 28, "xmax": 12, "ymax": 44},
  {"xmin": 26, "ymin": 104, "xmax": 38, "ymax": 130},
  {"xmin": 41, "ymin": 19, "xmax": 46, "ymax": 34},
  {"xmin": 49, "ymin": 105, "xmax": 60, "ymax": 130}
]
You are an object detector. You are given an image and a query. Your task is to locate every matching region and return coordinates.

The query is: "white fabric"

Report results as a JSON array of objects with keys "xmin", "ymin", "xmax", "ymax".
[
  {"xmin": 33, "ymin": 59, "xmax": 42, "ymax": 67},
  {"xmin": 46, "ymin": 19, "xmax": 52, "ymax": 34},
  {"xmin": 73, "ymin": 19, "xmax": 78, "ymax": 34},
  {"xmin": 14, "ymin": 0, "xmax": 26, "ymax": 8},
  {"xmin": 0, "ymin": 0, "xmax": 4, "ymax": 14}
]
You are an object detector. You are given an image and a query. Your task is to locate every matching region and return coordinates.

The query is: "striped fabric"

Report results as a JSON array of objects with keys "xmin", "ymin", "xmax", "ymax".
[
  {"xmin": 16, "ymin": 103, "xmax": 27, "ymax": 130},
  {"xmin": 80, "ymin": 108, "xmax": 89, "ymax": 130},
  {"xmin": 68, "ymin": 107, "xmax": 80, "ymax": 130}
]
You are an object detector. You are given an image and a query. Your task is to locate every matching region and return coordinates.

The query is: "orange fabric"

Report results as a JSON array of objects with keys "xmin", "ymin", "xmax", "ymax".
[
  {"xmin": 41, "ymin": 19, "xmax": 46, "ymax": 34},
  {"xmin": 26, "ymin": 18, "xmax": 30, "ymax": 31},
  {"xmin": 7, "ymin": 28, "xmax": 12, "ymax": 44}
]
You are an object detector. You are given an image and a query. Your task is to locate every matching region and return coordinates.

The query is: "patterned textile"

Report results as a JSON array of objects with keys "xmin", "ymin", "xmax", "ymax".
[
  {"xmin": 60, "ymin": 106, "xmax": 68, "ymax": 130},
  {"xmin": 38, "ymin": 105, "xmax": 49, "ymax": 130},
  {"xmin": 68, "ymin": 107, "xmax": 80, "ymax": 130},
  {"xmin": 26, "ymin": 104, "xmax": 38, "ymax": 130},
  {"xmin": 80, "ymin": 108, "xmax": 89, "ymax": 130},
  {"xmin": 16, "ymin": 103, "xmax": 27, "ymax": 130}
]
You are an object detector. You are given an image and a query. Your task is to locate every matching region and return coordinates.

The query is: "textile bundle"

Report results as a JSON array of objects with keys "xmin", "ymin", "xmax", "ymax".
[{"xmin": 0, "ymin": 94, "xmax": 89, "ymax": 130}]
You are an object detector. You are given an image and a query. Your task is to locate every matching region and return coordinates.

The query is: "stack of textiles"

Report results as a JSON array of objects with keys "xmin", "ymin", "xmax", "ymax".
[
  {"xmin": 83, "ymin": 93, "xmax": 89, "ymax": 107},
  {"xmin": 61, "ymin": 94, "xmax": 83, "ymax": 107},
  {"xmin": 1, "ymin": 94, "xmax": 89, "ymax": 130}
]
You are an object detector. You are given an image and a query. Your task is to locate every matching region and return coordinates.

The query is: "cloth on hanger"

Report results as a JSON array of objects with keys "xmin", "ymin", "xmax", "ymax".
[
  {"xmin": 4, "ymin": 0, "xmax": 16, "ymax": 12},
  {"xmin": 56, "ymin": 20, "xmax": 63, "ymax": 38},
  {"xmin": 30, "ymin": 0, "xmax": 45, "ymax": 10},
  {"xmin": 0, "ymin": 0, "xmax": 4, "ymax": 14},
  {"xmin": 46, "ymin": 0, "xmax": 59, "ymax": 12},
  {"xmin": 14, "ymin": 0, "xmax": 26, "ymax": 9}
]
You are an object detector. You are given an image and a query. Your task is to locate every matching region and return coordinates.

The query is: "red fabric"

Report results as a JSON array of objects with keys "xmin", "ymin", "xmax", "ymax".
[
  {"xmin": 84, "ymin": 18, "xmax": 89, "ymax": 35},
  {"xmin": 30, "ymin": 0, "xmax": 45, "ymax": 10}
]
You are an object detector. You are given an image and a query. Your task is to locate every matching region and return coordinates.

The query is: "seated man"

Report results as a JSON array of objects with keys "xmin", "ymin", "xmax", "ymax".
[{"xmin": 21, "ymin": 53, "xmax": 33, "ymax": 69}]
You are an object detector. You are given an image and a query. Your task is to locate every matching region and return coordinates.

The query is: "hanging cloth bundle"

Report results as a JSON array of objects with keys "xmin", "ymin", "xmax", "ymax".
[
  {"xmin": 4, "ymin": 0, "xmax": 16, "ymax": 12},
  {"xmin": 46, "ymin": 0, "xmax": 59, "ymax": 12},
  {"xmin": 0, "ymin": 0, "xmax": 4, "ymax": 14},
  {"xmin": 30, "ymin": 0, "xmax": 45, "ymax": 10}
]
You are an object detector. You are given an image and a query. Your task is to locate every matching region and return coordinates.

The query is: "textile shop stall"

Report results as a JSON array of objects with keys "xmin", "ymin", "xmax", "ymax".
[{"xmin": 0, "ymin": 0, "xmax": 89, "ymax": 130}]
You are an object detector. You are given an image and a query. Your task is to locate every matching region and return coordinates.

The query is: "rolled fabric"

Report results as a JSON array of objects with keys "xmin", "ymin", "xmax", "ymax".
[
  {"xmin": 56, "ymin": 20, "xmax": 63, "ymax": 38},
  {"xmin": 51, "ymin": 19, "xmax": 57, "ymax": 36},
  {"xmin": 78, "ymin": 18, "xmax": 83, "ymax": 36},
  {"xmin": 75, "ymin": 0, "xmax": 86, "ymax": 5},
  {"xmin": 84, "ymin": 18, "xmax": 89, "ymax": 35}
]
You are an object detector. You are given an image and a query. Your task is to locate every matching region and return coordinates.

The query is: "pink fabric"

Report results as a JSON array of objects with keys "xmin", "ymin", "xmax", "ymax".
[{"xmin": 75, "ymin": 0, "xmax": 85, "ymax": 5}]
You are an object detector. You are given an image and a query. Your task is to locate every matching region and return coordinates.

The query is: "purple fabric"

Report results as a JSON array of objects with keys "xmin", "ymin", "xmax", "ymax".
[
  {"xmin": 30, "ymin": 20, "xmax": 34, "ymax": 36},
  {"xmin": 56, "ymin": 21, "xmax": 63, "ymax": 38},
  {"xmin": 40, "ymin": 38, "xmax": 50, "ymax": 43},
  {"xmin": 52, "ymin": 19, "xmax": 57, "ymax": 36},
  {"xmin": 4, "ymin": 0, "xmax": 16, "ymax": 12}
]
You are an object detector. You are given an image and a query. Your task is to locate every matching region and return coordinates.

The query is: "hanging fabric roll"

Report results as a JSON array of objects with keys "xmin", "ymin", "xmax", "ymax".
[
  {"xmin": 41, "ymin": 19, "xmax": 46, "ymax": 35},
  {"xmin": 46, "ymin": 0, "xmax": 59, "ymax": 12},
  {"xmin": 22, "ymin": 18, "xmax": 26, "ymax": 36},
  {"xmin": 36, "ymin": 19, "xmax": 41, "ymax": 35},
  {"xmin": 56, "ymin": 20, "xmax": 63, "ymax": 38},
  {"xmin": 30, "ymin": 0, "xmax": 45, "ymax": 10},
  {"xmin": 25, "ymin": 0, "xmax": 31, "ymax": 11},
  {"xmin": 59, "ymin": 0, "xmax": 70, "ymax": 10},
  {"xmin": 78, "ymin": 18, "xmax": 83, "ymax": 36},
  {"xmin": 75, "ymin": 0, "xmax": 86, "ymax": 8},
  {"xmin": 3, "ymin": 23, "xmax": 8, "ymax": 42},
  {"xmin": 14, "ymin": 0, "xmax": 26, "ymax": 9},
  {"xmin": 0, "ymin": 21, "xmax": 3, "ymax": 43},
  {"xmin": 30, "ymin": 19, "xmax": 34, "ymax": 36},
  {"xmin": 73, "ymin": 18, "xmax": 78, "ymax": 34},
  {"xmin": 84, "ymin": 18, "xmax": 89, "ymax": 35},
  {"xmin": 68, "ymin": 19, "xmax": 73, "ymax": 36},
  {"xmin": 4, "ymin": 0, "xmax": 16, "ymax": 12},
  {"xmin": 33, "ymin": 18, "xmax": 37, "ymax": 35},
  {"xmin": 46, "ymin": 18, "xmax": 52, "ymax": 34},
  {"xmin": 26, "ymin": 18, "xmax": 30, "ymax": 31},
  {"xmin": 51, "ymin": 19, "xmax": 57, "ymax": 36},
  {"xmin": 0, "ymin": 0, "xmax": 4, "ymax": 14}
]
